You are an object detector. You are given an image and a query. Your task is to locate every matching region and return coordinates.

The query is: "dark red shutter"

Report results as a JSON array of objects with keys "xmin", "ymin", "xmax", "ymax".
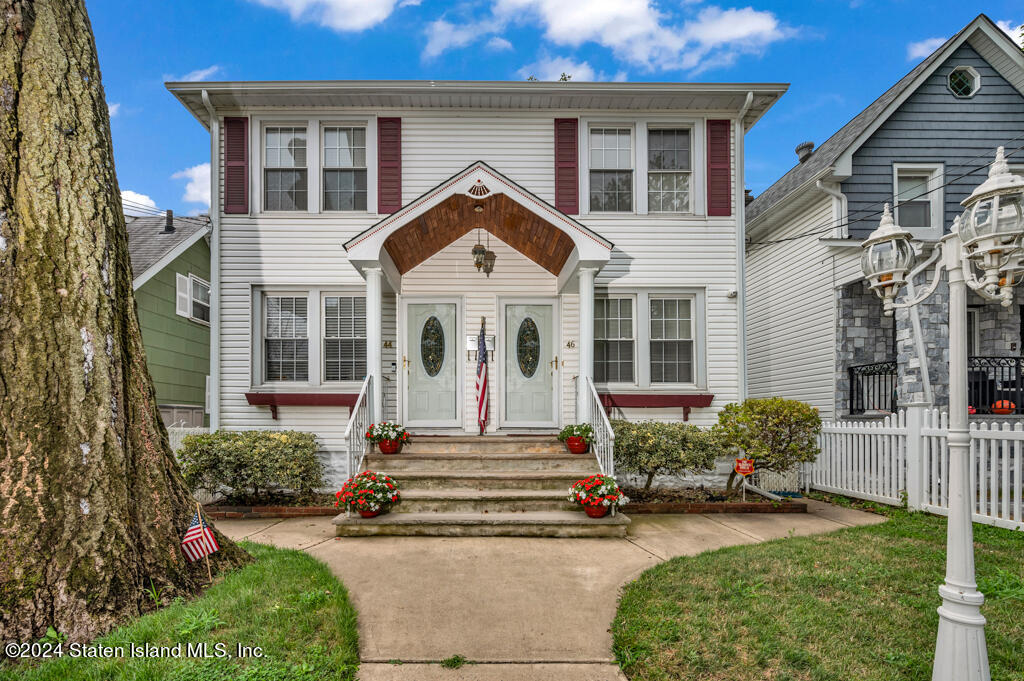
[
  {"xmin": 377, "ymin": 117, "xmax": 402, "ymax": 214},
  {"xmin": 706, "ymin": 119, "xmax": 732, "ymax": 217},
  {"xmin": 223, "ymin": 117, "xmax": 249, "ymax": 214},
  {"xmin": 554, "ymin": 118, "xmax": 579, "ymax": 214}
]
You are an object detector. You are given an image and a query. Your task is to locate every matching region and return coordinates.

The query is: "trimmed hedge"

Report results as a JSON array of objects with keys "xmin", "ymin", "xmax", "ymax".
[
  {"xmin": 612, "ymin": 420, "xmax": 719, "ymax": 490},
  {"xmin": 178, "ymin": 430, "xmax": 325, "ymax": 503}
]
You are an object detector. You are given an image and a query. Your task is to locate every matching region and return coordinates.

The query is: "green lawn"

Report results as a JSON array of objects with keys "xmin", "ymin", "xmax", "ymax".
[
  {"xmin": 613, "ymin": 500, "xmax": 1024, "ymax": 681},
  {"xmin": 1, "ymin": 542, "xmax": 359, "ymax": 681}
]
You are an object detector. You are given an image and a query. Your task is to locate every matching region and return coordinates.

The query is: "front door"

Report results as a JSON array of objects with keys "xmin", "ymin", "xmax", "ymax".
[
  {"xmin": 502, "ymin": 301, "xmax": 557, "ymax": 427},
  {"xmin": 405, "ymin": 301, "xmax": 460, "ymax": 427}
]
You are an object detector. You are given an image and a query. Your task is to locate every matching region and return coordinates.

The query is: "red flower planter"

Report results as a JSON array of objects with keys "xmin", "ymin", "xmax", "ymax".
[
  {"xmin": 359, "ymin": 509, "xmax": 381, "ymax": 518},
  {"xmin": 378, "ymin": 439, "xmax": 402, "ymax": 454},
  {"xmin": 565, "ymin": 436, "xmax": 589, "ymax": 454},
  {"xmin": 584, "ymin": 505, "xmax": 609, "ymax": 518}
]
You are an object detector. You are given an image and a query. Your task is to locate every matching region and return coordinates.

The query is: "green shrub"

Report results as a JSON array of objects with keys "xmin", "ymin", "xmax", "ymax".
[
  {"xmin": 612, "ymin": 420, "xmax": 719, "ymax": 490},
  {"xmin": 714, "ymin": 398, "xmax": 821, "ymax": 490},
  {"xmin": 178, "ymin": 430, "xmax": 325, "ymax": 502}
]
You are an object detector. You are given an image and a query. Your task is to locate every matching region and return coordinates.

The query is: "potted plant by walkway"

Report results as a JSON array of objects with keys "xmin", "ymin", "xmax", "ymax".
[
  {"xmin": 568, "ymin": 474, "xmax": 627, "ymax": 518},
  {"xmin": 335, "ymin": 471, "xmax": 402, "ymax": 518},
  {"xmin": 558, "ymin": 424, "xmax": 594, "ymax": 454},
  {"xmin": 365, "ymin": 421, "xmax": 410, "ymax": 454}
]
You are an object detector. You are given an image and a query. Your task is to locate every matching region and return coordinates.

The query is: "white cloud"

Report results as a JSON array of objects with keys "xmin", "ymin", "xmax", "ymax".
[
  {"xmin": 107, "ymin": 102, "xmax": 120, "ymax": 117},
  {"xmin": 167, "ymin": 65, "xmax": 222, "ymax": 82},
  {"xmin": 121, "ymin": 190, "xmax": 159, "ymax": 216},
  {"xmin": 906, "ymin": 37, "xmax": 945, "ymax": 61},
  {"xmin": 172, "ymin": 163, "xmax": 211, "ymax": 210},
  {"xmin": 517, "ymin": 56, "xmax": 597, "ymax": 81},
  {"xmin": 424, "ymin": 19, "xmax": 488, "ymax": 59},
  {"xmin": 997, "ymin": 19, "xmax": 1022, "ymax": 43},
  {"xmin": 426, "ymin": 2, "xmax": 789, "ymax": 72},
  {"xmin": 247, "ymin": 0, "xmax": 400, "ymax": 31},
  {"xmin": 486, "ymin": 36, "xmax": 513, "ymax": 51}
]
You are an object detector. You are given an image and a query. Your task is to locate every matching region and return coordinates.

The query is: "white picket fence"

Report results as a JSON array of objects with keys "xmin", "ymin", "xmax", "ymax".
[
  {"xmin": 167, "ymin": 426, "xmax": 208, "ymax": 453},
  {"xmin": 809, "ymin": 407, "xmax": 1024, "ymax": 530}
]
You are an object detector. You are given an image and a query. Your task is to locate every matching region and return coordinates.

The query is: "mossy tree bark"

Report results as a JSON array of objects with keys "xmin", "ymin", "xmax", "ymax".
[{"xmin": 0, "ymin": 0, "xmax": 247, "ymax": 643}]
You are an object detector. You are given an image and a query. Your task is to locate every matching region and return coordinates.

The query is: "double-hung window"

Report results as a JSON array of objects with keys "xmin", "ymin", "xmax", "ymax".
[
  {"xmin": 323, "ymin": 296, "xmax": 367, "ymax": 381},
  {"xmin": 322, "ymin": 127, "xmax": 367, "ymax": 211},
  {"xmin": 649, "ymin": 297, "xmax": 693, "ymax": 383},
  {"xmin": 893, "ymin": 164, "xmax": 942, "ymax": 238},
  {"xmin": 647, "ymin": 128, "xmax": 692, "ymax": 213},
  {"xmin": 589, "ymin": 128, "xmax": 633, "ymax": 212},
  {"xmin": 190, "ymin": 275, "xmax": 210, "ymax": 323},
  {"xmin": 264, "ymin": 296, "xmax": 309, "ymax": 382},
  {"xmin": 594, "ymin": 298, "xmax": 634, "ymax": 383},
  {"xmin": 264, "ymin": 126, "xmax": 308, "ymax": 211}
]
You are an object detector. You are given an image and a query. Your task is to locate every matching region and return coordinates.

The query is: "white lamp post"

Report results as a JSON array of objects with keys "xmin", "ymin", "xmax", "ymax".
[{"xmin": 860, "ymin": 148, "xmax": 1024, "ymax": 681}]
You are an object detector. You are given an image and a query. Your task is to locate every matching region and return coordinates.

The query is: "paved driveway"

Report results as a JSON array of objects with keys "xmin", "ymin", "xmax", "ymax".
[{"xmin": 220, "ymin": 500, "xmax": 883, "ymax": 680}]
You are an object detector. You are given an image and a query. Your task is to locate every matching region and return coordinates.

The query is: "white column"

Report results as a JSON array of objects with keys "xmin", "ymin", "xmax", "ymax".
[
  {"xmin": 365, "ymin": 267, "xmax": 383, "ymax": 424},
  {"xmin": 577, "ymin": 267, "xmax": 597, "ymax": 423},
  {"xmin": 932, "ymin": 242, "xmax": 989, "ymax": 681}
]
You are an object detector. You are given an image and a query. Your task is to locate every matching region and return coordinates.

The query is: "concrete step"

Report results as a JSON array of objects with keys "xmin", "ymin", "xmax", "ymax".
[
  {"xmin": 394, "ymin": 488, "xmax": 576, "ymax": 513},
  {"xmin": 366, "ymin": 452, "xmax": 591, "ymax": 472},
  {"xmin": 392, "ymin": 470, "xmax": 595, "ymax": 491},
  {"xmin": 333, "ymin": 510, "xmax": 630, "ymax": 537},
  {"xmin": 398, "ymin": 436, "xmax": 565, "ymax": 455}
]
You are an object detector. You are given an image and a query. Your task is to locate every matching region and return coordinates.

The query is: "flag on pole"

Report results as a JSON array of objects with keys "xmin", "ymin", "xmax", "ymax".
[
  {"xmin": 181, "ymin": 510, "xmax": 219, "ymax": 563},
  {"xmin": 476, "ymin": 320, "xmax": 489, "ymax": 435}
]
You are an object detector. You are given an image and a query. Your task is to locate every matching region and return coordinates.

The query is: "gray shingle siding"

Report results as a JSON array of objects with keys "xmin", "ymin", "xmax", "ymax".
[{"xmin": 844, "ymin": 44, "xmax": 1024, "ymax": 239}]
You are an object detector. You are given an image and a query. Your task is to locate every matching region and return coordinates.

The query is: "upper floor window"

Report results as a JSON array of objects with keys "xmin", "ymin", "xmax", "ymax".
[
  {"xmin": 948, "ymin": 66, "xmax": 980, "ymax": 98},
  {"xmin": 648, "ymin": 128, "xmax": 692, "ymax": 213},
  {"xmin": 264, "ymin": 295, "xmax": 309, "ymax": 381},
  {"xmin": 264, "ymin": 126, "xmax": 308, "ymax": 211},
  {"xmin": 323, "ymin": 127, "xmax": 367, "ymax": 211},
  {"xmin": 589, "ymin": 127, "xmax": 633, "ymax": 212},
  {"xmin": 190, "ymin": 275, "xmax": 210, "ymax": 323},
  {"xmin": 894, "ymin": 164, "xmax": 943, "ymax": 238}
]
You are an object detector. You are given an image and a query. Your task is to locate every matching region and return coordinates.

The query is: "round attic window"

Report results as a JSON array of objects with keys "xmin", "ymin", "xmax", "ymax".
[{"xmin": 948, "ymin": 66, "xmax": 980, "ymax": 98}]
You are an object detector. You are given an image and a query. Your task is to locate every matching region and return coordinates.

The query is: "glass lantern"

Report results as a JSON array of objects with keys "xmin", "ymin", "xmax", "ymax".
[
  {"xmin": 472, "ymin": 242, "xmax": 487, "ymax": 270},
  {"xmin": 861, "ymin": 203, "xmax": 916, "ymax": 312}
]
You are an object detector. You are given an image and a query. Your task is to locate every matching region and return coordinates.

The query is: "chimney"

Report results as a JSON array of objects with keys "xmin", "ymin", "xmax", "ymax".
[
  {"xmin": 162, "ymin": 210, "xmax": 174, "ymax": 234},
  {"xmin": 744, "ymin": 189, "xmax": 754, "ymax": 205},
  {"xmin": 795, "ymin": 141, "xmax": 815, "ymax": 163}
]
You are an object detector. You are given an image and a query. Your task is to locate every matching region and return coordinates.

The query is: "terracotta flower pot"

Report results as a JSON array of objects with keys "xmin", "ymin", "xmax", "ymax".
[
  {"xmin": 584, "ymin": 505, "xmax": 609, "ymax": 518},
  {"xmin": 565, "ymin": 436, "xmax": 589, "ymax": 454},
  {"xmin": 359, "ymin": 509, "xmax": 381, "ymax": 518},
  {"xmin": 378, "ymin": 439, "xmax": 402, "ymax": 454}
]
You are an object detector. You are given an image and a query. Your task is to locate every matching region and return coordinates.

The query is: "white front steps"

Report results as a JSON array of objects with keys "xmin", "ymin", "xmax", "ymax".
[{"xmin": 333, "ymin": 435, "xmax": 629, "ymax": 538}]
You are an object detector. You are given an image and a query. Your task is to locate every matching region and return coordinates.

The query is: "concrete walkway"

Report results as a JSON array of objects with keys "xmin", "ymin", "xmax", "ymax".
[{"xmin": 220, "ymin": 500, "xmax": 884, "ymax": 681}]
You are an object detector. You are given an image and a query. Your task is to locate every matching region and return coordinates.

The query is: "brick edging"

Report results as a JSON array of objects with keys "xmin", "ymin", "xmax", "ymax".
[{"xmin": 205, "ymin": 505, "xmax": 337, "ymax": 519}]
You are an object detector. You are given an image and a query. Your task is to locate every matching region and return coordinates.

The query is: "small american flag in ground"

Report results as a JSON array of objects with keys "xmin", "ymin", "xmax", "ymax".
[{"xmin": 181, "ymin": 511, "xmax": 219, "ymax": 562}]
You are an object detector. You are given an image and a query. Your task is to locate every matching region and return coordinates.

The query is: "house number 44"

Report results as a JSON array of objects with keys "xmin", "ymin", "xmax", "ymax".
[{"xmin": 383, "ymin": 340, "xmax": 394, "ymax": 349}]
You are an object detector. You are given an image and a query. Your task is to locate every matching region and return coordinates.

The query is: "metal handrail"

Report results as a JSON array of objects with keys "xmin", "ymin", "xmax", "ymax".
[
  {"xmin": 344, "ymin": 375, "xmax": 374, "ymax": 484},
  {"xmin": 584, "ymin": 376, "xmax": 615, "ymax": 478}
]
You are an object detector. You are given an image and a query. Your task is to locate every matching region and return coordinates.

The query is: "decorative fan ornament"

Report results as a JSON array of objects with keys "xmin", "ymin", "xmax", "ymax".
[{"xmin": 467, "ymin": 180, "xmax": 491, "ymax": 197}]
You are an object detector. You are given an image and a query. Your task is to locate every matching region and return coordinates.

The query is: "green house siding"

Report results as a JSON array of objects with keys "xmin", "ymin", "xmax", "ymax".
[{"xmin": 136, "ymin": 238, "xmax": 211, "ymax": 416}]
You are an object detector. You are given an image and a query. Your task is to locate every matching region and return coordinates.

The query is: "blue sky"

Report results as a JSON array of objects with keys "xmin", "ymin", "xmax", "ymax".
[{"xmin": 88, "ymin": 0, "xmax": 1022, "ymax": 216}]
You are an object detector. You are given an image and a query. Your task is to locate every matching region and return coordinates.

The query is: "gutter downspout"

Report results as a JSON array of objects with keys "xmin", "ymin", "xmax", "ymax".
[
  {"xmin": 202, "ymin": 89, "xmax": 221, "ymax": 429},
  {"xmin": 736, "ymin": 91, "xmax": 753, "ymax": 401},
  {"xmin": 815, "ymin": 180, "xmax": 848, "ymax": 238}
]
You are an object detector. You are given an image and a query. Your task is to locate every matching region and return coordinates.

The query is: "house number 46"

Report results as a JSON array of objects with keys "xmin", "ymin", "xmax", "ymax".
[{"xmin": 565, "ymin": 340, "xmax": 576, "ymax": 349}]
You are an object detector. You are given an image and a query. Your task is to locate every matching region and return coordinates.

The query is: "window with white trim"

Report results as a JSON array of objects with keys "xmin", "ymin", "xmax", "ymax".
[
  {"xmin": 322, "ymin": 126, "xmax": 367, "ymax": 211},
  {"xmin": 323, "ymin": 296, "xmax": 367, "ymax": 381},
  {"xmin": 647, "ymin": 128, "xmax": 692, "ymax": 212},
  {"xmin": 893, "ymin": 164, "xmax": 943, "ymax": 239},
  {"xmin": 264, "ymin": 126, "xmax": 308, "ymax": 211},
  {"xmin": 190, "ymin": 275, "xmax": 210, "ymax": 323},
  {"xmin": 594, "ymin": 297, "xmax": 634, "ymax": 383},
  {"xmin": 264, "ymin": 295, "xmax": 309, "ymax": 381},
  {"xmin": 649, "ymin": 297, "xmax": 693, "ymax": 383},
  {"xmin": 589, "ymin": 127, "xmax": 633, "ymax": 212},
  {"xmin": 948, "ymin": 66, "xmax": 980, "ymax": 98}
]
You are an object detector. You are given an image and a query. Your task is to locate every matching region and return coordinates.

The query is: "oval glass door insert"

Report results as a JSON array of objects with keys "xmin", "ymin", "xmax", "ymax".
[
  {"xmin": 421, "ymin": 316, "xmax": 445, "ymax": 377},
  {"xmin": 516, "ymin": 317, "xmax": 541, "ymax": 378}
]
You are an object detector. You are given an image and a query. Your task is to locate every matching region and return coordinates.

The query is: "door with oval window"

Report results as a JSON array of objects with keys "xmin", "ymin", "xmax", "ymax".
[
  {"xmin": 503, "ymin": 302, "xmax": 557, "ymax": 427},
  {"xmin": 405, "ymin": 301, "xmax": 460, "ymax": 427}
]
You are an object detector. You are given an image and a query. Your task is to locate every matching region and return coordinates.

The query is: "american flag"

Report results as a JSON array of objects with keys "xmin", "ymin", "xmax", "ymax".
[
  {"xmin": 181, "ymin": 511, "xmax": 219, "ymax": 563},
  {"xmin": 476, "ymin": 322, "xmax": 489, "ymax": 435}
]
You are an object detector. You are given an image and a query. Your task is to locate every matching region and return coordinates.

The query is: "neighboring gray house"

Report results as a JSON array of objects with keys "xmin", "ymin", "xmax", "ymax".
[{"xmin": 746, "ymin": 14, "xmax": 1024, "ymax": 420}]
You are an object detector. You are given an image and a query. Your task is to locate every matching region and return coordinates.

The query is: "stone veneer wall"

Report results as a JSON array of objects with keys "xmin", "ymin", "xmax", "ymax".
[
  {"xmin": 835, "ymin": 280, "xmax": 896, "ymax": 414},
  {"xmin": 894, "ymin": 272, "xmax": 950, "ymax": 408},
  {"xmin": 969, "ymin": 291, "xmax": 1021, "ymax": 355}
]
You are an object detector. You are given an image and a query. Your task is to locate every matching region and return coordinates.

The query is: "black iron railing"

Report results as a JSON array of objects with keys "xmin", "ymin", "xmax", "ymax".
[
  {"xmin": 968, "ymin": 357, "xmax": 1024, "ymax": 415},
  {"xmin": 848, "ymin": 361, "xmax": 898, "ymax": 415}
]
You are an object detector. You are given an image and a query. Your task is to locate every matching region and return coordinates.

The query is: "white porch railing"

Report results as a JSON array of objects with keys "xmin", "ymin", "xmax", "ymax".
[
  {"xmin": 808, "ymin": 407, "xmax": 1024, "ymax": 530},
  {"xmin": 344, "ymin": 375, "xmax": 374, "ymax": 481},
  {"xmin": 583, "ymin": 376, "xmax": 615, "ymax": 478}
]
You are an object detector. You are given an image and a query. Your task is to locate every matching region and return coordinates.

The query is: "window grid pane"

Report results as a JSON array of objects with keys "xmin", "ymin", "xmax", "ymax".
[
  {"xmin": 323, "ymin": 126, "xmax": 368, "ymax": 212},
  {"xmin": 323, "ymin": 296, "xmax": 367, "ymax": 381},
  {"xmin": 190, "ymin": 278, "xmax": 211, "ymax": 322},
  {"xmin": 590, "ymin": 127, "xmax": 633, "ymax": 212},
  {"xmin": 264, "ymin": 296, "xmax": 309, "ymax": 381},
  {"xmin": 897, "ymin": 172, "xmax": 932, "ymax": 228},
  {"xmin": 264, "ymin": 126, "xmax": 308, "ymax": 211},
  {"xmin": 594, "ymin": 298, "xmax": 634, "ymax": 383},
  {"xmin": 650, "ymin": 298, "xmax": 693, "ymax": 384}
]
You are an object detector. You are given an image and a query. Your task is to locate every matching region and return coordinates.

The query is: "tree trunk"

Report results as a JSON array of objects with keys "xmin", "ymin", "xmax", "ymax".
[
  {"xmin": 0, "ymin": 0, "xmax": 247, "ymax": 644},
  {"xmin": 643, "ymin": 471, "xmax": 656, "ymax": 491}
]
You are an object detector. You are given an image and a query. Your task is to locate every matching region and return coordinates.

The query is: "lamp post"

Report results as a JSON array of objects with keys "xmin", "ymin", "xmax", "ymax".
[{"xmin": 860, "ymin": 148, "xmax": 1024, "ymax": 681}]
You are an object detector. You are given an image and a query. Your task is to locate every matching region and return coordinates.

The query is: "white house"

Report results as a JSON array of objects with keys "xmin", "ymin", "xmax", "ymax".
[{"xmin": 168, "ymin": 80, "xmax": 786, "ymax": 489}]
